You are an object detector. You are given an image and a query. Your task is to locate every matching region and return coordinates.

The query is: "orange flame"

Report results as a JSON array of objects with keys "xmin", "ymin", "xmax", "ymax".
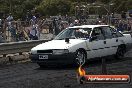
[{"xmin": 78, "ymin": 65, "xmax": 86, "ymax": 76}]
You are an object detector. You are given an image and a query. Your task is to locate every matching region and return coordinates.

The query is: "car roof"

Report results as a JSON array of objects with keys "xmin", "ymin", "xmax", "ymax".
[{"xmin": 69, "ymin": 25, "xmax": 109, "ymax": 29}]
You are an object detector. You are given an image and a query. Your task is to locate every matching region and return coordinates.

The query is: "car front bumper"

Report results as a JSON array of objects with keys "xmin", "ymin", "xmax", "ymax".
[{"xmin": 30, "ymin": 52, "xmax": 76, "ymax": 65}]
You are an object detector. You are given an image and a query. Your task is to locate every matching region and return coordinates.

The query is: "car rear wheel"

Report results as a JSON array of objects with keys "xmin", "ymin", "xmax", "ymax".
[
  {"xmin": 75, "ymin": 50, "xmax": 86, "ymax": 66},
  {"xmin": 115, "ymin": 45, "xmax": 126, "ymax": 59}
]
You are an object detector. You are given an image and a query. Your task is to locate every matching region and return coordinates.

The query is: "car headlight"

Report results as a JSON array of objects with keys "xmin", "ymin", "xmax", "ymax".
[
  {"xmin": 53, "ymin": 49, "xmax": 69, "ymax": 55},
  {"xmin": 31, "ymin": 50, "xmax": 37, "ymax": 54}
]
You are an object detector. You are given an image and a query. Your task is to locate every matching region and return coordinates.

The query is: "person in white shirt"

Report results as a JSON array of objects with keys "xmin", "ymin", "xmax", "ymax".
[{"xmin": 6, "ymin": 13, "xmax": 14, "ymax": 31}]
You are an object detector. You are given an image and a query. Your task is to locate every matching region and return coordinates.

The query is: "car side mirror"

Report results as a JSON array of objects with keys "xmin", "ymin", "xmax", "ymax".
[{"xmin": 65, "ymin": 38, "xmax": 70, "ymax": 43}]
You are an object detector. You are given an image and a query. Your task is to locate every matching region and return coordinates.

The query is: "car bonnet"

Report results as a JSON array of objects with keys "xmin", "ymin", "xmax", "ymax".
[{"xmin": 31, "ymin": 39, "xmax": 86, "ymax": 51}]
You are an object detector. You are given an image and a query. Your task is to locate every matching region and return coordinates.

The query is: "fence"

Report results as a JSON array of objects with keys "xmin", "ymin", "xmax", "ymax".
[{"xmin": 0, "ymin": 20, "xmax": 52, "ymax": 43}]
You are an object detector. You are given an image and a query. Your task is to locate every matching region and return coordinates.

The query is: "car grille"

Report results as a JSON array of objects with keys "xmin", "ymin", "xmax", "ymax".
[{"xmin": 37, "ymin": 50, "xmax": 53, "ymax": 54}]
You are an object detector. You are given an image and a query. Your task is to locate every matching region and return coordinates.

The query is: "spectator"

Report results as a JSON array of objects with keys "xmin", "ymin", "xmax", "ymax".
[
  {"xmin": 123, "ymin": 23, "xmax": 127, "ymax": 31},
  {"xmin": 117, "ymin": 20, "xmax": 123, "ymax": 32},
  {"xmin": 35, "ymin": 24, "xmax": 40, "ymax": 40},
  {"xmin": 0, "ymin": 19, "xmax": 3, "ymax": 32},
  {"xmin": 74, "ymin": 20, "xmax": 80, "ymax": 26},
  {"xmin": 69, "ymin": 20, "xmax": 80, "ymax": 27},
  {"xmin": 59, "ymin": 23, "xmax": 64, "ymax": 31},
  {"xmin": 0, "ymin": 19, "xmax": 2, "ymax": 27},
  {"xmin": 6, "ymin": 13, "xmax": 14, "ymax": 32},
  {"xmin": 30, "ymin": 15, "xmax": 37, "ymax": 25},
  {"xmin": 49, "ymin": 22, "xmax": 53, "ymax": 33},
  {"xmin": 121, "ymin": 11, "xmax": 126, "ymax": 19},
  {"xmin": 6, "ymin": 13, "xmax": 13, "ymax": 22},
  {"xmin": 127, "ymin": 23, "xmax": 131, "ymax": 31},
  {"xmin": 16, "ymin": 30, "xmax": 25, "ymax": 41},
  {"xmin": 9, "ymin": 22, "xmax": 17, "ymax": 42},
  {"xmin": 53, "ymin": 18, "xmax": 59, "ymax": 35},
  {"xmin": 29, "ymin": 25, "xmax": 38, "ymax": 40},
  {"xmin": 0, "ymin": 32, "xmax": 5, "ymax": 43}
]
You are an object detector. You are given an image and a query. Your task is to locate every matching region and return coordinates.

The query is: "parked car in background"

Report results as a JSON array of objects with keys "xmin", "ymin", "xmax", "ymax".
[{"xmin": 30, "ymin": 25, "xmax": 132, "ymax": 67}]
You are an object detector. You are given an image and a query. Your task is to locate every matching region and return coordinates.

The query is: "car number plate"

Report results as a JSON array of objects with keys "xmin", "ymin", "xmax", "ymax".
[{"xmin": 39, "ymin": 55, "xmax": 48, "ymax": 59}]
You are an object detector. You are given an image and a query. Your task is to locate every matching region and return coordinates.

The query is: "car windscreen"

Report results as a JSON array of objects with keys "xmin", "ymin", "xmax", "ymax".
[{"xmin": 54, "ymin": 28, "xmax": 92, "ymax": 40}]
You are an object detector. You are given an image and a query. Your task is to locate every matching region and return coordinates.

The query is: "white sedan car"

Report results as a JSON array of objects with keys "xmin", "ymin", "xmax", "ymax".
[{"xmin": 30, "ymin": 25, "xmax": 132, "ymax": 67}]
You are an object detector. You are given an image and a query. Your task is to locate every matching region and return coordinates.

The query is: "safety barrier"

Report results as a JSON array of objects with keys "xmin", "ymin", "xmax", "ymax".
[
  {"xmin": 0, "ymin": 39, "xmax": 50, "ymax": 56},
  {"xmin": 0, "ymin": 39, "xmax": 50, "ymax": 64}
]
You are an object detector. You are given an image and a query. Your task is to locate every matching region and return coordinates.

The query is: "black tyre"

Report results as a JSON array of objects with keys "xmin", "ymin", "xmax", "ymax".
[
  {"xmin": 75, "ymin": 50, "xmax": 86, "ymax": 66},
  {"xmin": 115, "ymin": 45, "xmax": 126, "ymax": 59}
]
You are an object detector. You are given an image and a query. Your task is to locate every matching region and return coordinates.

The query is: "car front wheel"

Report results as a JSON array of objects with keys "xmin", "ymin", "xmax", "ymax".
[{"xmin": 75, "ymin": 50, "xmax": 86, "ymax": 66}]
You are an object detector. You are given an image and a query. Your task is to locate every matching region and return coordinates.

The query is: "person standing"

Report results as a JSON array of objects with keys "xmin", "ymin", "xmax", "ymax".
[
  {"xmin": 10, "ymin": 22, "xmax": 17, "ymax": 42},
  {"xmin": 69, "ymin": 20, "xmax": 80, "ymax": 27},
  {"xmin": 117, "ymin": 20, "xmax": 123, "ymax": 32},
  {"xmin": 6, "ymin": 13, "xmax": 13, "ymax": 22},
  {"xmin": 29, "ymin": 25, "xmax": 38, "ymax": 40},
  {"xmin": 6, "ymin": 13, "xmax": 13, "ymax": 28},
  {"xmin": 30, "ymin": 15, "xmax": 37, "ymax": 25},
  {"xmin": 35, "ymin": 24, "xmax": 40, "ymax": 40},
  {"xmin": 127, "ymin": 23, "xmax": 131, "ymax": 31},
  {"xmin": 53, "ymin": 18, "xmax": 59, "ymax": 35}
]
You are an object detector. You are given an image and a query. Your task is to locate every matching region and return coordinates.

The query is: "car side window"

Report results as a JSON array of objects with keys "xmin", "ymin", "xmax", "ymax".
[
  {"xmin": 110, "ymin": 27, "xmax": 123, "ymax": 37},
  {"xmin": 91, "ymin": 27, "xmax": 104, "ymax": 41},
  {"xmin": 102, "ymin": 27, "xmax": 123, "ymax": 38},
  {"xmin": 102, "ymin": 27, "xmax": 113, "ymax": 39}
]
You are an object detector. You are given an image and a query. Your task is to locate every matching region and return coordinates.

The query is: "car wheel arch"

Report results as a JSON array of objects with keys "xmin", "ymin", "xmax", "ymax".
[{"xmin": 118, "ymin": 44, "xmax": 126, "ymax": 50}]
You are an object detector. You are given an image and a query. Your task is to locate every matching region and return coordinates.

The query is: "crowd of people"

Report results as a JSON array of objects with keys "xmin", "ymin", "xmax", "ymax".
[
  {"xmin": 0, "ymin": 13, "xmax": 40, "ymax": 42},
  {"xmin": 0, "ymin": 13, "xmax": 132, "ymax": 43}
]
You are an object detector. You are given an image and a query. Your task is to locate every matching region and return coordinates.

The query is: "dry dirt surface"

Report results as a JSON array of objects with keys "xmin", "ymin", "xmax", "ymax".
[{"xmin": 0, "ymin": 55, "xmax": 132, "ymax": 88}]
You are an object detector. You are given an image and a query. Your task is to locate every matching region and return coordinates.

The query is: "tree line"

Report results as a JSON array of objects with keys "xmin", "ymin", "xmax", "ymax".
[{"xmin": 0, "ymin": 0, "xmax": 132, "ymax": 19}]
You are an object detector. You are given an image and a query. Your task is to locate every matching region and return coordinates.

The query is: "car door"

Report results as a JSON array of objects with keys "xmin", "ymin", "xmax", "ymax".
[
  {"xmin": 86, "ymin": 27, "xmax": 106, "ymax": 59},
  {"xmin": 101, "ymin": 26, "xmax": 121, "ymax": 56}
]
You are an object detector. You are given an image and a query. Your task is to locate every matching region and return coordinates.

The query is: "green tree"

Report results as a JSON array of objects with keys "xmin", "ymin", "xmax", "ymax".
[
  {"xmin": 0, "ymin": 0, "xmax": 132, "ymax": 19},
  {"xmin": 37, "ymin": 0, "xmax": 71, "ymax": 16},
  {"xmin": 125, "ymin": 0, "xmax": 132, "ymax": 11}
]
